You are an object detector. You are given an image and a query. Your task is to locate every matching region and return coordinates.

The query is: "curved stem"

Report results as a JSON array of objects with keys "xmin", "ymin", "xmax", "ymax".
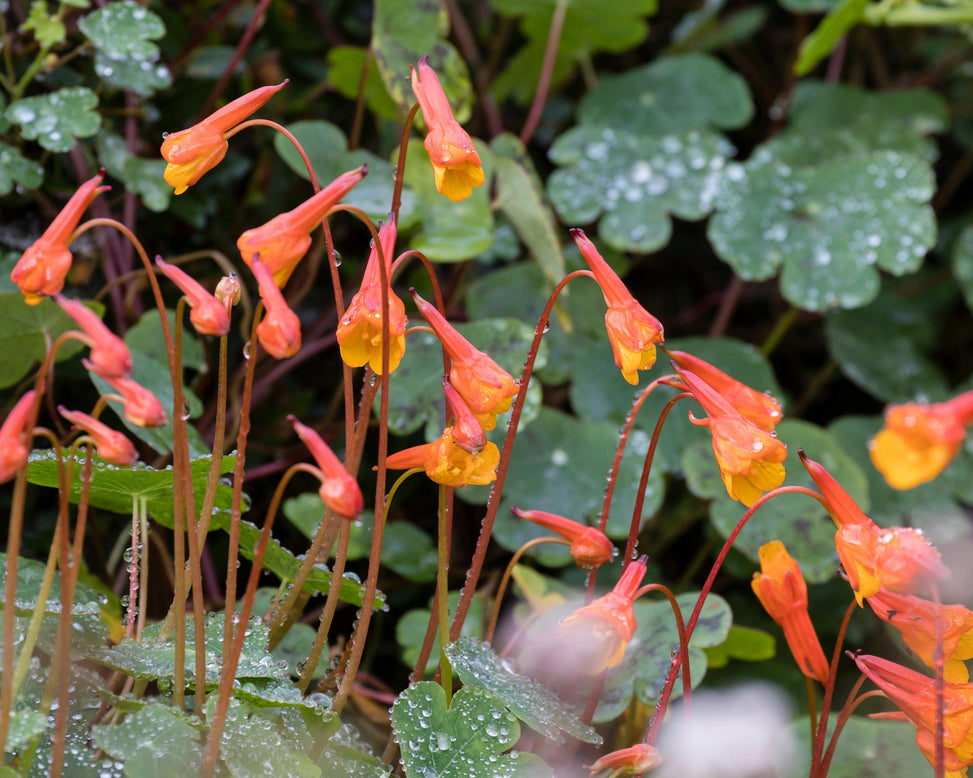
[
  {"xmin": 226, "ymin": 118, "xmax": 321, "ymax": 192},
  {"xmin": 519, "ymin": 0, "xmax": 568, "ymax": 145},
  {"xmin": 818, "ymin": 686, "xmax": 884, "ymax": 778},
  {"xmin": 634, "ymin": 583, "xmax": 692, "ymax": 713},
  {"xmin": 392, "ymin": 104, "xmax": 421, "ymax": 222},
  {"xmin": 809, "ymin": 600, "xmax": 858, "ymax": 778}
]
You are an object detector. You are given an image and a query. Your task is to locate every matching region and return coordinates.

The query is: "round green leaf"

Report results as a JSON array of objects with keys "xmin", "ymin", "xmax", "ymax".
[
  {"xmin": 0, "ymin": 142, "xmax": 42, "ymax": 194},
  {"xmin": 0, "ymin": 294, "xmax": 91, "ymax": 389},
  {"xmin": 220, "ymin": 700, "xmax": 321, "ymax": 778},
  {"xmin": 78, "ymin": 1, "xmax": 165, "ymax": 59},
  {"xmin": 5, "ymin": 87, "xmax": 101, "ymax": 152},
  {"xmin": 95, "ymin": 52, "xmax": 171, "ymax": 97},
  {"xmin": 396, "ymin": 591, "xmax": 484, "ymax": 675},
  {"xmin": 94, "ymin": 705, "xmax": 203, "ymax": 778}
]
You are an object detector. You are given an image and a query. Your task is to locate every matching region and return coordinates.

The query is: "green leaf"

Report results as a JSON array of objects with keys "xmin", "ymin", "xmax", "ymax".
[
  {"xmin": 314, "ymin": 722, "xmax": 390, "ymax": 777},
  {"xmin": 94, "ymin": 705, "xmax": 204, "ymax": 778},
  {"xmin": 790, "ymin": 716, "xmax": 929, "ymax": 778},
  {"xmin": 6, "ymin": 707, "xmax": 47, "ymax": 752},
  {"xmin": 446, "ymin": 637, "xmax": 601, "ymax": 745},
  {"xmin": 708, "ymin": 150, "xmax": 936, "ymax": 311},
  {"xmin": 78, "ymin": 0, "xmax": 165, "ymax": 59},
  {"xmin": 0, "ymin": 294, "xmax": 90, "ymax": 389},
  {"xmin": 396, "ymin": 591, "xmax": 485, "ymax": 675},
  {"xmin": 5, "ymin": 87, "xmax": 101, "ymax": 152},
  {"xmin": 794, "ymin": 0, "xmax": 868, "ymax": 76},
  {"xmin": 272, "ymin": 119, "xmax": 418, "ymax": 228},
  {"xmin": 326, "ymin": 47, "xmax": 398, "ymax": 120},
  {"xmin": 392, "ymin": 682, "xmax": 554, "ymax": 778},
  {"xmin": 707, "ymin": 418, "xmax": 869, "ymax": 583},
  {"xmin": 22, "ymin": 0, "xmax": 66, "ymax": 47},
  {"xmin": 401, "ymin": 138, "xmax": 493, "ymax": 261},
  {"xmin": 491, "ymin": 133, "xmax": 565, "ymax": 287},
  {"xmin": 371, "ymin": 0, "xmax": 473, "ymax": 121},
  {"xmin": 94, "ymin": 52, "xmax": 172, "ymax": 97},
  {"xmin": 220, "ymin": 701, "xmax": 321, "ymax": 778},
  {"xmin": 548, "ymin": 126, "xmax": 734, "ymax": 252},
  {"xmin": 703, "ymin": 624, "xmax": 776, "ymax": 668},
  {"xmin": 0, "ymin": 142, "xmax": 43, "ymax": 194},
  {"xmin": 951, "ymin": 223, "xmax": 973, "ymax": 313},
  {"xmin": 96, "ymin": 133, "xmax": 172, "ymax": 211}
]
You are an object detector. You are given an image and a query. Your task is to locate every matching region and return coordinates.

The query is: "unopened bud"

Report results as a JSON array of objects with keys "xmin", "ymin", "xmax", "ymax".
[{"xmin": 215, "ymin": 273, "xmax": 242, "ymax": 307}]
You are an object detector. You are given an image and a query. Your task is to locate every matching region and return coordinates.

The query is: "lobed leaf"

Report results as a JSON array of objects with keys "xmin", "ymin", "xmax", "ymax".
[{"xmin": 5, "ymin": 87, "xmax": 101, "ymax": 152}]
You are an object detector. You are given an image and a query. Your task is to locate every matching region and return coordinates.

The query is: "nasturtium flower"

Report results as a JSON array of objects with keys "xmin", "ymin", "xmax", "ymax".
[
  {"xmin": 161, "ymin": 81, "xmax": 287, "ymax": 195},
  {"xmin": 386, "ymin": 427, "xmax": 500, "ymax": 488},
  {"xmin": 335, "ymin": 215, "xmax": 406, "ymax": 374},
  {"xmin": 751, "ymin": 541, "xmax": 829, "ymax": 684},
  {"xmin": 870, "ymin": 391, "xmax": 973, "ymax": 490},
  {"xmin": 86, "ymin": 362, "xmax": 167, "ymax": 428},
  {"xmin": 410, "ymin": 56, "xmax": 484, "ymax": 201},
  {"xmin": 155, "ymin": 257, "xmax": 230, "ymax": 338},
  {"xmin": 667, "ymin": 349, "xmax": 782, "ymax": 432},
  {"xmin": 0, "ymin": 391, "xmax": 37, "ymax": 484},
  {"xmin": 511, "ymin": 507, "xmax": 615, "ymax": 571},
  {"xmin": 411, "ymin": 290, "xmax": 519, "ymax": 431},
  {"xmin": 289, "ymin": 415, "xmax": 363, "ymax": 520},
  {"xmin": 585, "ymin": 743, "xmax": 663, "ymax": 777},
  {"xmin": 855, "ymin": 654, "xmax": 973, "ymax": 777},
  {"xmin": 251, "ymin": 258, "xmax": 301, "ymax": 359},
  {"xmin": 571, "ymin": 229, "xmax": 664, "ymax": 385},
  {"xmin": 54, "ymin": 294, "xmax": 133, "ymax": 380},
  {"xmin": 558, "ymin": 557, "xmax": 648, "ymax": 675},
  {"xmin": 866, "ymin": 588, "xmax": 973, "ymax": 683},
  {"xmin": 59, "ymin": 406, "xmax": 137, "ymax": 467},
  {"xmin": 12, "ymin": 170, "xmax": 109, "ymax": 305},
  {"xmin": 237, "ymin": 165, "xmax": 367, "ymax": 288}
]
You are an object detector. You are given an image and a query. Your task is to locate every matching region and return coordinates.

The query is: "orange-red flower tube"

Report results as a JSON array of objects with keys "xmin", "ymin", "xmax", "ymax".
[
  {"xmin": 87, "ymin": 361, "xmax": 167, "ymax": 428},
  {"xmin": 0, "ymin": 391, "xmax": 37, "ymax": 483},
  {"xmin": 289, "ymin": 415, "xmax": 363, "ymax": 520},
  {"xmin": 510, "ymin": 507, "xmax": 615, "ymax": 571},
  {"xmin": 585, "ymin": 743, "xmax": 663, "ymax": 777},
  {"xmin": 251, "ymin": 257, "xmax": 301, "ymax": 359},
  {"xmin": 54, "ymin": 294, "xmax": 133, "ymax": 380},
  {"xmin": 59, "ymin": 406, "xmax": 137, "ymax": 466},
  {"xmin": 154, "ymin": 257, "xmax": 230, "ymax": 337}
]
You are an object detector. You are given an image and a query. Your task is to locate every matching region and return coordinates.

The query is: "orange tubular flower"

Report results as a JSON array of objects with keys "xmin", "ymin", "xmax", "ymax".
[
  {"xmin": 510, "ymin": 507, "xmax": 615, "ymax": 571},
  {"xmin": 586, "ymin": 744, "xmax": 663, "ymax": 777},
  {"xmin": 751, "ymin": 541, "xmax": 830, "ymax": 684},
  {"xmin": 870, "ymin": 390, "xmax": 973, "ymax": 490},
  {"xmin": 678, "ymin": 367, "xmax": 786, "ymax": 507},
  {"xmin": 410, "ymin": 56, "xmax": 484, "ymax": 201},
  {"xmin": 288, "ymin": 415, "xmax": 363, "ymax": 520},
  {"xmin": 571, "ymin": 229, "xmax": 664, "ymax": 386},
  {"xmin": 59, "ymin": 406, "xmax": 137, "ymax": 467},
  {"xmin": 87, "ymin": 362, "xmax": 167, "ymax": 428},
  {"xmin": 386, "ymin": 427, "xmax": 500, "ymax": 488},
  {"xmin": 558, "ymin": 557, "xmax": 648, "ymax": 675},
  {"xmin": 161, "ymin": 81, "xmax": 287, "ymax": 195},
  {"xmin": 855, "ymin": 654, "xmax": 973, "ymax": 776},
  {"xmin": 667, "ymin": 350, "xmax": 782, "ymax": 432},
  {"xmin": 335, "ymin": 215, "xmax": 406, "ymax": 374},
  {"xmin": 411, "ymin": 290, "xmax": 519, "ymax": 431},
  {"xmin": 866, "ymin": 588, "xmax": 973, "ymax": 683},
  {"xmin": 237, "ymin": 166, "xmax": 366, "ymax": 288},
  {"xmin": 155, "ymin": 257, "xmax": 230, "ymax": 337},
  {"xmin": 251, "ymin": 258, "xmax": 301, "ymax": 359},
  {"xmin": 0, "ymin": 391, "xmax": 37, "ymax": 483},
  {"xmin": 53, "ymin": 294, "xmax": 133, "ymax": 380},
  {"xmin": 12, "ymin": 170, "xmax": 110, "ymax": 305}
]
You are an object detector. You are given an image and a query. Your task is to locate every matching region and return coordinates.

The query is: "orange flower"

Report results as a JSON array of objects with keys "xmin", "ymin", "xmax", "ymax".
[
  {"xmin": 855, "ymin": 654, "xmax": 973, "ymax": 776},
  {"xmin": 558, "ymin": 557, "xmax": 648, "ymax": 674},
  {"xmin": 161, "ymin": 81, "xmax": 287, "ymax": 195},
  {"xmin": 12, "ymin": 170, "xmax": 110, "ymax": 304},
  {"xmin": 442, "ymin": 382, "xmax": 486, "ymax": 455},
  {"xmin": 335, "ymin": 215, "xmax": 406, "ymax": 374},
  {"xmin": 677, "ymin": 368, "xmax": 786, "ymax": 507},
  {"xmin": 251, "ymin": 258, "xmax": 301, "ymax": 359},
  {"xmin": 88, "ymin": 362, "xmax": 167, "ymax": 428},
  {"xmin": 59, "ymin": 406, "xmax": 137, "ymax": 466},
  {"xmin": 667, "ymin": 350, "xmax": 782, "ymax": 432},
  {"xmin": 410, "ymin": 290, "xmax": 519, "ymax": 431},
  {"xmin": 155, "ymin": 257, "xmax": 230, "ymax": 337},
  {"xmin": 288, "ymin": 415, "xmax": 363, "ymax": 520},
  {"xmin": 237, "ymin": 166, "xmax": 366, "ymax": 288},
  {"xmin": 0, "ymin": 391, "xmax": 37, "ymax": 483},
  {"xmin": 571, "ymin": 229, "xmax": 664, "ymax": 386},
  {"xmin": 870, "ymin": 391, "xmax": 973, "ymax": 490},
  {"xmin": 751, "ymin": 541, "xmax": 829, "ymax": 683},
  {"xmin": 54, "ymin": 294, "xmax": 133, "ymax": 380},
  {"xmin": 586, "ymin": 744, "xmax": 662, "ymax": 777},
  {"xmin": 410, "ymin": 56, "xmax": 484, "ymax": 201},
  {"xmin": 866, "ymin": 588, "xmax": 973, "ymax": 683},
  {"xmin": 386, "ymin": 428, "xmax": 500, "ymax": 488},
  {"xmin": 510, "ymin": 507, "xmax": 615, "ymax": 571}
]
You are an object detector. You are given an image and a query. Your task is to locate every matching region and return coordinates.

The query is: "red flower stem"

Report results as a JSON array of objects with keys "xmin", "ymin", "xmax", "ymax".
[
  {"xmin": 581, "ymin": 673, "xmax": 608, "ymax": 725},
  {"xmin": 392, "ymin": 104, "xmax": 421, "ymax": 222},
  {"xmin": 519, "ymin": 0, "xmax": 568, "ymax": 145},
  {"xmin": 436, "ymin": 484, "xmax": 453, "ymax": 705},
  {"xmin": 809, "ymin": 600, "xmax": 858, "ymax": 778},
  {"xmin": 635, "ymin": 583, "xmax": 692, "ymax": 714},
  {"xmin": 818, "ymin": 682, "xmax": 881, "ymax": 778},
  {"xmin": 199, "ymin": 0, "xmax": 272, "ymax": 117},
  {"xmin": 485, "ymin": 536, "xmax": 567, "ymax": 643},
  {"xmin": 348, "ymin": 47, "xmax": 372, "ymax": 151},
  {"xmin": 806, "ymin": 675, "xmax": 818, "ymax": 747},
  {"xmin": 647, "ymin": 486, "xmax": 829, "ymax": 746},
  {"xmin": 227, "ymin": 119, "xmax": 321, "ymax": 191},
  {"xmin": 449, "ymin": 270, "xmax": 593, "ymax": 642},
  {"xmin": 931, "ymin": 582, "xmax": 945, "ymax": 778}
]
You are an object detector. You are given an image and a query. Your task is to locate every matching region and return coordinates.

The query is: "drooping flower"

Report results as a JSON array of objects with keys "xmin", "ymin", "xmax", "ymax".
[
  {"xmin": 870, "ymin": 391, "xmax": 973, "ymax": 490},
  {"xmin": 442, "ymin": 382, "xmax": 486, "ymax": 455},
  {"xmin": 161, "ymin": 81, "xmax": 287, "ymax": 195},
  {"xmin": 678, "ymin": 367, "xmax": 786, "ymax": 507},
  {"xmin": 571, "ymin": 229, "xmax": 664, "ymax": 386},
  {"xmin": 510, "ymin": 507, "xmax": 615, "ymax": 571},
  {"xmin": 410, "ymin": 56, "xmax": 484, "ymax": 202},
  {"xmin": 386, "ymin": 428, "xmax": 500, "ymax": 488},
  {"xmin": 410, "ymin": 290, "xmax": 518, "ymax": 431},
  {"xmin": 585, "ymin": 743, "xmax": 663, "ymax": 777},
  {"xmin": 251, "ymin": 257, "xmax": 301, "ymax": 359},
  {"xmin": 237, "ymin": 166, "xmax": 366, "ymax": 288},
  {"xmin": 53, "ymin": 294, "xmax": 133, "ymax": 380},
  {"xmin": 751, "ymin": 541, "xmax": 829, "ymax": 683},
  {"xmin": 12, "ymin": 170, "xmax": 110, "ymax": 305},
  {"xmin": 866, "ymin": 588, "xmax": 973, "ymax": 683},
  {"xmin": 86, "ymin": 361, "xmax": 167, "ymax": 427},
  {"xmin": 58, "ymin": 406, "xmax": 137, "ymax": 466},
  {"xmin": 0, "ymin": 391, "xmax": 37, "ymax": 483},
  {"xmin": 558, "ymin": 557, "xmax": 648, "ymax": 675},
  {"xmin": 855, "ymin": 654, "xmax": 973, "ymax": 776},
  {"xmin": 288, "ymin": 415, "xmax": 363, "ymax": 520},
  {"xmin": 667, "ymin": 349, "xmax": 782, "ymax": 432},
  {"xmin": 155, "ymin": 257, "xmax": 230, "ymax": 337},
  {"xmin": 335, "ymin": 215, "xmax": 406, "ymax": 374}
]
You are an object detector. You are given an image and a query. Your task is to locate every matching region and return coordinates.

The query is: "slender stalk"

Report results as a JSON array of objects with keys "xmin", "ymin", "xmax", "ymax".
[
  {"xmin": 760, "ymin": 305, "xmax": 799, "ymax": 357},
  {"xmin": 199, "ymin": 0, "xmax": 274, "ymax": 116},
  {"xmin": 633, "ymin": 583, "xmax": 692, "ymax": 713},
  {"xmin": 392, "ymin": 104, "xmax": 421, "ymax": 222},
  {"xmin": 226, "ymin": 119, "xmax": 321, "ymax": 191},
  {"xmin": 806, "ymin": 675, "xmax": 818, "ymax": 747},
  {"xmin": 348, "ymin": 47, "xmax": 372, "ymax": 151},
  {"xmin": 809, "ymin": 600, "xmax": 858, "ymax": 778},
  {"xmin": 519, "ymin": 0, "xmax": 568, "ymax": 145},
  {"xmin": 436, "ymin": 484, "xmax": 453, "ymax": 705},
  {"xmin": 818, "ymin": 686, "xmax": 884, "ymax": 778}
]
